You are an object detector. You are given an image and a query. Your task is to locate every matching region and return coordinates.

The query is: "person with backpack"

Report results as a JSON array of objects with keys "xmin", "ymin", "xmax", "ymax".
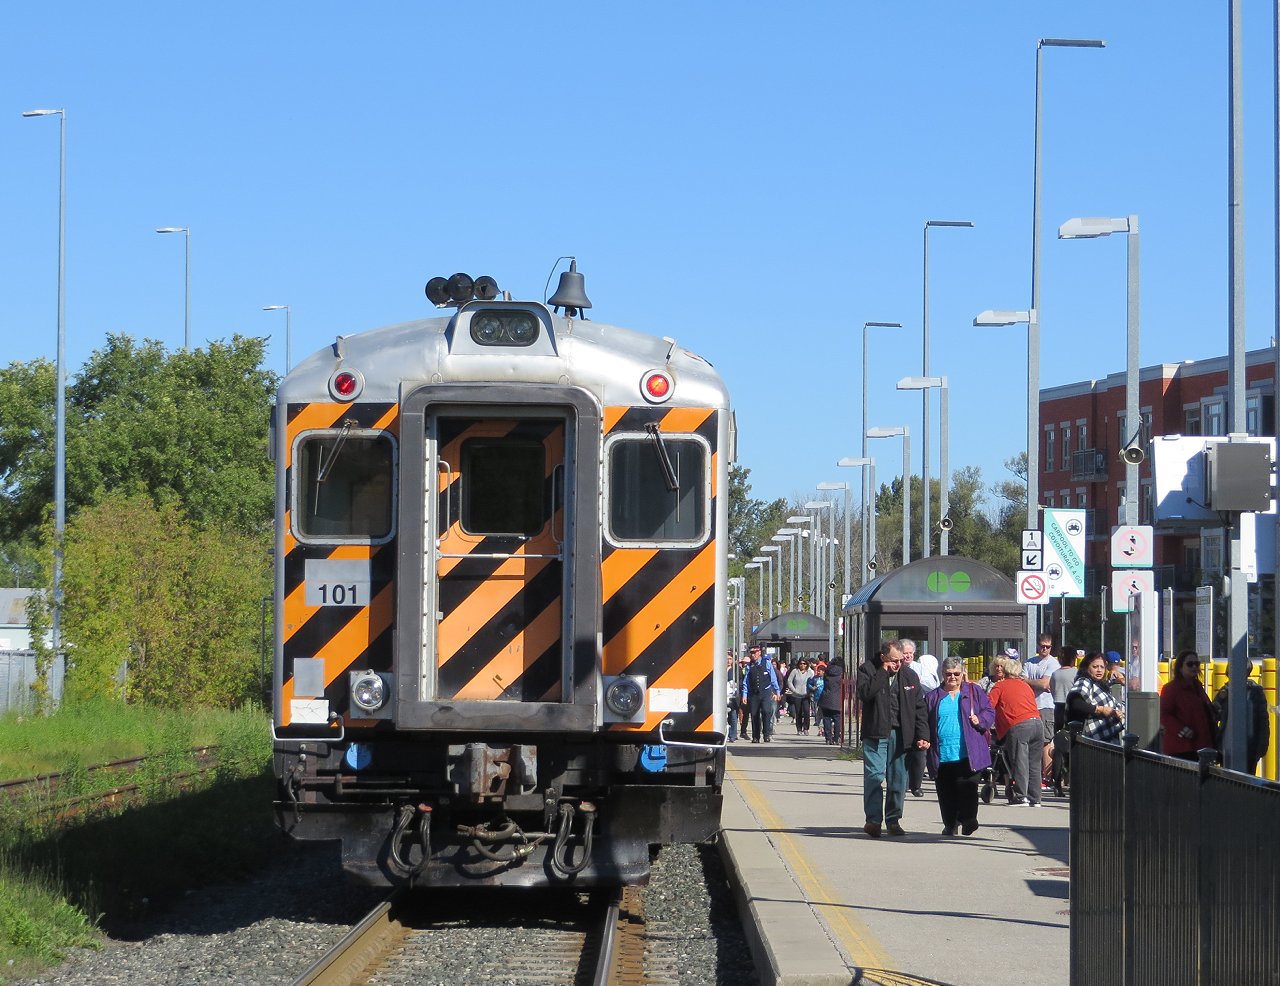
[
  {"xmin": 815, "ymin": 658, "xmax": 844, "ymax": 745},
  {"xmin": 741, "ymin": 644, "xmax": 781, "ymax": 743}
]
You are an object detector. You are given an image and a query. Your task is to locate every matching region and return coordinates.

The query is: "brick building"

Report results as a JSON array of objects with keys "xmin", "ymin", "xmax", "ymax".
[{"xmin": 1039, "ymin": 345, "xmax": 1277, "ymax": 602}]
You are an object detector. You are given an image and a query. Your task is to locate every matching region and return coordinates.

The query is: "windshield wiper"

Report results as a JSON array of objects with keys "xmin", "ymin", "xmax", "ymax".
[
  {"xmin": 645, "ymin": 422, "xmax": 679, "ymax": 493},
  {"xmin": 315, "ymin": 420, "xmax": 354, "ymax": 486}
]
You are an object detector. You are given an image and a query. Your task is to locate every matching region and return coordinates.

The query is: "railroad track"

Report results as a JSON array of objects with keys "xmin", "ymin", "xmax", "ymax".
[
  {"xmin": 292, "ymin": 884, "xmax": 652, "ymax": 986},
  {"xmin": 1, "ymin": 745, "xmax": 222, "ymax": 820}
]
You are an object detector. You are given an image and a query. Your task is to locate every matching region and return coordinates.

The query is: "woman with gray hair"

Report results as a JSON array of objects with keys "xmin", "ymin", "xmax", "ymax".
[
  {"xmin": 925, "ymin": 657, "xmax": 997, "ymax": 835},
  {"xmin": 987, "ymin": 654, "xmax": 1043, "ymax": 806}
]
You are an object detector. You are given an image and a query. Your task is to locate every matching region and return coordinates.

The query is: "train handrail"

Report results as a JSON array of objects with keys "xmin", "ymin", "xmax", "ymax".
[{"xmin": 658, "ymin": 718, "xmax": 728, "ymax": 751}]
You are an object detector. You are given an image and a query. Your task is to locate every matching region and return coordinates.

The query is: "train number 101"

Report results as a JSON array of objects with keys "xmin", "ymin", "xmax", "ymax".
[{"xmin": 315, "ymin": 582, "xmax": 362, "ymax": 607}]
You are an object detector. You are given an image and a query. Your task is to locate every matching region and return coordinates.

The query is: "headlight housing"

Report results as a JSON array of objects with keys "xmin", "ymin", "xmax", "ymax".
[
  {"xmin": 350, "ymin": 670, "xmax": 387, "ymax": 712},
  {"xmin": 601, "ymin": 675, "xmax": 647, "ymax": 723}
]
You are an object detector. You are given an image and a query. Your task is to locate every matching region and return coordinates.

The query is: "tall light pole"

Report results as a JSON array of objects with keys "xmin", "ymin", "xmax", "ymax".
[
  {"xmin": 975, "ymin": 309, "xmax": 1039, "ymax": 647},
  {"xmin": 155, "ymin": 226, "xmax": 191, "ymax": 350},
  {"xmin": 1031, "ymin": 37, "xmax": 1106, "ymax": 387},
  {"xmin": 862, "ymin": 321, "xmax": 901, "ymax": 581},
  {"xmin": 785, "ymin": 516, "xmax": 813, "ymax": 611},
  {"xmin": 263, "ymin": 304, "xmax": 292, "ymax": 372},
  {"xmin": 898, "ymin": 376, "xmax": 950, "ymax": 554},
  {"xmin": 817, "ymin": 481, "xmax": 851, "ymax": 606},
  {"xmin": 839, "ymin": 457, "xmax": 876, "ymax": 580},
  {"xmin": 22, "ymin": 108, "xmax": 66, "ymax": 656},
  {"xmin": 867, "ymin": 426, "xmax": 911, "ymax": 566},
  {"xmin": 1059, "ymin": 216, "xmax": 1140, "ymax": 525},
  {"xmin": 747, "ymin": 559, "xmax": 765, "ymax": 623},
  {"xmin": 774, "ymin": 530, "xmax": 799, "ymax": 610},
  {"xmin": 922, "ymin": 220, "xmax": 974, "ymax": 558},
  {"xmin": 805, "ymin": 501, "xmax": 832, "ymax": 618},
  {"xmin": 760, "ymin": 546, "xmax": 779, "ymax": 617}
]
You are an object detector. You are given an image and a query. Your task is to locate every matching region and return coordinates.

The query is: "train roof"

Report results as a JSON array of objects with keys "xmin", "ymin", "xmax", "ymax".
[{"xmin": 277, "ymin": 301, "xmax": 731, "ymax": 412}]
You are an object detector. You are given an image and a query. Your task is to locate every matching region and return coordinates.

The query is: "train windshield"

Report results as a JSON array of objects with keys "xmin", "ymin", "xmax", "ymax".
[
  {"xmin": 608, "ymin": 437, "xmax": 706, "ymax": 543},
  {"xmin": 460, "ymin": 437, "xmax": 546, "ymax": 536},
  {"xmin": 296, "ymin": 432, "xmax": 394, "ymax": 539}
]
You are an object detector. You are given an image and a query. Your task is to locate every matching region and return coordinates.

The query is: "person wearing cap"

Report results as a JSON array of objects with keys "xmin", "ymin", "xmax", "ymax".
[
  {"xmin": 741, "ymin": 644, "xmax": 781, "ymax": 743},
  {"xmin": 1024, "ymin": 635, "xmax": 1060, "ymax": 793}
]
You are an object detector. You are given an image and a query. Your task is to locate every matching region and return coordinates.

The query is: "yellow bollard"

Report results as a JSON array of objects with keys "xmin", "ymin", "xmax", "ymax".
[
  {"xmin": 1157, "ymin": 660, "xmax": 1169, "ymax": 691},
  {"xmin": 1264, "ymin": 657, "xmax": 1278, "ymax": 782},
  {"xmin": 1212, "ymin": 660, "xmax": 1229, "ymax": 695}
]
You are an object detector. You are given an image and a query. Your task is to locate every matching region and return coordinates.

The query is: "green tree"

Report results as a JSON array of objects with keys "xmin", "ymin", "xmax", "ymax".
[
  {"xmin": 30, "ymin": 492, "xmax": 269, "ymax": 707},
  {"xmin": 0, "ymin": 335, "xmax": 277, "ymax": 545}
]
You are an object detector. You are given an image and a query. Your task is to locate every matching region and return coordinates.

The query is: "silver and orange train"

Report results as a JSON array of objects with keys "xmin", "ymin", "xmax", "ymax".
[{"xmin": 271, "ymin": 267, "xmax": 731, "ymax": 887}]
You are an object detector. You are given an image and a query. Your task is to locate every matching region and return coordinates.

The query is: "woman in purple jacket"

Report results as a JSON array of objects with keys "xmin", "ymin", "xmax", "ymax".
[{"xmin": 925, "ymin": 656, "xmax": 997, "ymax": 836}]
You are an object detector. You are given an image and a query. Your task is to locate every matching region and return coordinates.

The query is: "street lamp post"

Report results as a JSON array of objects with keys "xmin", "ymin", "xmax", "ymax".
[
  {"xmin": 838, "ymin": 456, "xmax": 876, "ymax": 579},
  {"xmin": 817, "ymin": 481, "xmax": 851, "ymax": 606},
  {"xmin": 155, "ymin": 226, "xmax": 191, "ymax": 350},
  {"xmin": 922, "ymin": 220, "xmax": 974, "ymax": 558},
  {"xmin": 785, "ymin": 516, "xmax": 813, "ymax": 611},
  {"xmin": 22, "ymin": 108, "xmax": 66, "ymax": 656},
  {"xmin": 774, "ymin": 530, "xmax": 799, "ymax": 610},
  {"xmin": 805, "ymin": 501, "xmax": 832, "ymax": 619},
  {"xmin": 898, "ymin": 376, "xmax": 951, "ymax": 554},
  {"xmin": 861, "ymin": 321, "xmax": 901, "ymax": 580},
  {"xmin": 1059, "ymin": 216, "xmax": 1140, "ymax": 525},
  {"xmin": 867, "ymin": 427, "xmax": 911, "ymax": 566},
  {"xmin": 747, "ymin": 559, "xmax": 765, "ymax": 623},
  {"xmin": 760, "ymin": 547, "xmax": 779, "ymax": 618},
  {"xmin": 263, "ymin": 304, "xmax": 292, "ymax": 372},
  {"xmin": 975, "ymin": 309, "xmax": 1039, "ymax": 647}
]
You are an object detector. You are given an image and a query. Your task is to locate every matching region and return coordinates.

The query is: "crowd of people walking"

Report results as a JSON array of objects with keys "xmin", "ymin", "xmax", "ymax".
[{"xmin": 730, "ymin": 634, "xmax": 1272, "ymax": 837}]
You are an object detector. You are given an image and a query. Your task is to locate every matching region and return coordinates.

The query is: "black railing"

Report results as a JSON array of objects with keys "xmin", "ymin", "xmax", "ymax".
[
  {"xmin": 1072, "ymin": 448, "xmax": 1109, "ymax": 482},
  {"xmin": 1070, "ymin": 733, "xmax": 1280, "ymax": 985}
]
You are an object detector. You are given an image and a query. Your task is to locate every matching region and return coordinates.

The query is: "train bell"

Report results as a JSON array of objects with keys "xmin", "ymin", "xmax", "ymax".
[{"xmin": 548, "ymin": 259, "xmax": 592, "ymax": 315}]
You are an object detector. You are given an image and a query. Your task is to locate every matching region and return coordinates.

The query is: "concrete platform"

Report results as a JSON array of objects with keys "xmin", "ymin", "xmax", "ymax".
[{"xmin": 717, "ymin": 727, "xmax": 1070, "ymax": 986}]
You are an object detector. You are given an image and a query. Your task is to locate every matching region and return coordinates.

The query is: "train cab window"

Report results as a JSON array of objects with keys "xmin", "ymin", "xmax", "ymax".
[
  {"xmin": 461, "ymin": 438, "xmax": 545, "ymax": 536},
  {"xmin": 608, "ymin": 436, "xmax": 707, "ymax": 543},
  {"xmin": 296, "ymin": 432, "xmax": 395, "ymax": 540}
]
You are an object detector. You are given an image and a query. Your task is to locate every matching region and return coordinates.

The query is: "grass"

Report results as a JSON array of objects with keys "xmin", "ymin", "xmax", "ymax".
[{"xmin": 0, "ymin": 701, "xmax": 277, "ymax": 982}]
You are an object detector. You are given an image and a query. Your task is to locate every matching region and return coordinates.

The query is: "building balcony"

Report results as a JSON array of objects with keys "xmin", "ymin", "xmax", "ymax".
[{"xmin": 1071, "ymin": 449, "xmax": 1109, "ymax": 482}]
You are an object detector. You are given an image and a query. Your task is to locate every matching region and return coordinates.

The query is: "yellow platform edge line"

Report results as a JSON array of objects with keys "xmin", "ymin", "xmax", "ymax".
[{"xmin": 726, "ymin": 759, "xmax": 896, "ymax": 972}]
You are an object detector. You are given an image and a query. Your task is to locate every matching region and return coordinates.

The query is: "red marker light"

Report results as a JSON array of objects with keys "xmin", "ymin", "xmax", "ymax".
[
  {"xmin": 329, "ymin": 369, "xmax": 363, "ymax": 401},
  {"xmin": 642, "ymin": 371, "xmax": 672, "ymax": 403}
]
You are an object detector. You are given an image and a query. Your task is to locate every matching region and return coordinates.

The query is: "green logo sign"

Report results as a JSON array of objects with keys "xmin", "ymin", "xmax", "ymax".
[
  {"xmin": 783, "ymin": 617, "xmax": 808, "ymax": 631},
  {"xmin": 927, "ymin": 570, "xmax": 971, "ymax": 594}
]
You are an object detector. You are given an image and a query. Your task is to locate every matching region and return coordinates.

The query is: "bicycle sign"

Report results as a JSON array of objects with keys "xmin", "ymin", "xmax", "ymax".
[{"xmin": 1016, "ymin": 571, "xmax": 1049, "ymax": 606}]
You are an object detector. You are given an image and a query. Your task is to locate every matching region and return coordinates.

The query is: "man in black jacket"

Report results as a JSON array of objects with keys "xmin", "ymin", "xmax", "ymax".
[{"xmin": 856, "ymin": 639, "xmax": 929, "ymax": 837}]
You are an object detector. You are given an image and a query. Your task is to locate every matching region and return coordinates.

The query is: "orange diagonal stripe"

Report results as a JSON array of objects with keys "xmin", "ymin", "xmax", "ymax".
[
  {"xmin": 657, "ymin": 407, "xmax": 713, "ymax": 434},
  {"xmin": 452, "ymin": 600, "xmax": 562, "ymax": 700},
  {"xmin": 602, "ymin": 543, "xmax": 715, "ymax": 673},
  {"xmin": 601, "ymin": 547, "xmax": 657, "ymax": 602},
  {"xmin": 437, "ymin": 556, "xmax": 550, "ymax": 665},
  {"xmin": 285, "ymin": 403, "xmax": 349, "ymax": 467}
]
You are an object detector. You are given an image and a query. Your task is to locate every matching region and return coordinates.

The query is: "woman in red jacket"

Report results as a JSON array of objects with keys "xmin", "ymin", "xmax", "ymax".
[
  {"xmin": 987, "ymin": 656, "xmax": 1044, "ymax": 806},
  {"xmin": 1160, "ymin": 650, "xmax": 1217, "ymax": 761}
]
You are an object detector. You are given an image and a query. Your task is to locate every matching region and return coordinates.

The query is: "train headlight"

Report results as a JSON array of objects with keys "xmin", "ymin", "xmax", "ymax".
[
  {"xmin": 604, "ymin": 677, "xmax": 645, "ymax": 718},
  {"xmin": 351, "ymin": 671, "xmax": 387, "ymax": 712}
]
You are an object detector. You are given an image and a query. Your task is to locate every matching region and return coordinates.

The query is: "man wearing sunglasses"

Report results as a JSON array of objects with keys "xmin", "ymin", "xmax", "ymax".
[{"xmin": 1025, "ymin": 635, "xmax": 1060, "ymax": 791}]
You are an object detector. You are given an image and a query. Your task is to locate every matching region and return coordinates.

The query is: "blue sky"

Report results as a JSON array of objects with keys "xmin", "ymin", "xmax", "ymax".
[{"xmin": 3, "ymin": 3, "xmax": 1278, "ymax": 511}]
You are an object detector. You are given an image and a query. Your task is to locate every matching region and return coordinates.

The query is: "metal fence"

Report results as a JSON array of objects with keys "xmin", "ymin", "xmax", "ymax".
[
  {"xmin": 1070, "ymin": 732, "xmax": 1280, "ymax": 986},
  {"xmin": 0, "ymin": 649, "xmax": 63, "ymax": 713}
]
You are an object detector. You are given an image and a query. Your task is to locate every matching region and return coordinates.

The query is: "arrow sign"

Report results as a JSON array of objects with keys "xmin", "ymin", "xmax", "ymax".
[{"xmin": 1021, "ymin": 549, "xmax": 1042, "ymax": 570}]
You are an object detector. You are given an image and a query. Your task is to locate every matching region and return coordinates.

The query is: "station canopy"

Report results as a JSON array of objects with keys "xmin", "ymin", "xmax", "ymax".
[{"xmin": 753, "ymin": 611, "xmax": 831, "ymax": 649}]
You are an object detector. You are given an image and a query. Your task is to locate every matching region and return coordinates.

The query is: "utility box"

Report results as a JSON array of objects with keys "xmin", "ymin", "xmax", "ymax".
[{"xmin": 1206, "ymin": 441, "xmax": 1274, "ymax": 512}]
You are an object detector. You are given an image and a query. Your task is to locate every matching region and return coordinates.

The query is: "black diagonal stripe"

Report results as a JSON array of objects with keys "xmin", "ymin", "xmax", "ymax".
[
  {"xmin": 438, "ymin": 561, "xmax": 564, "ymax": 695},
  {"xmin": 285, "ymin": 401, "xmax": 394, "ymax": 428},
  {"xmin": 515, "ymin": 638, "xmax": 563, "ymax": 701},
  {"xmin": 283, "ymin": 579, "xmax": 391, "ymax": 661},
  {"xmin": 694, "ymin": 410, "xmax": 717, "ymax": 445},
  {"xmin": 438, "ymin": 550, "xmax": 528, "ymax": 616},
  {"xmin": 609, "ymin": 406, "xmax": 664, "ymax": 434},
  {"xmin": 619, "ymin": 584, "xmax": 715, "ymax": 682},
  {"xmin": 602, "ymin": 549, "xmax": 699, "ymax": 642}
]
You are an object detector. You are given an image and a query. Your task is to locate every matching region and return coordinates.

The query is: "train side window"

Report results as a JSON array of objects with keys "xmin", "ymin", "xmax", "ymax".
[
  {"xmin": 296, "ymin": 432, "xmax": 395, "ymax": 540},
  {"xmin": 461, "ymin": 438, "xmax": 546, "ymax": 536},
  {"xmin": 608, "ymin": 437, "xmax": 707, "ymax": 543}
]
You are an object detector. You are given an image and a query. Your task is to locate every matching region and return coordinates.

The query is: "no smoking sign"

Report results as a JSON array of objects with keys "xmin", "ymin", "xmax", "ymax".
[{"xmin": 1017, "ymin": 570, "xmax": 1049, "ymax": 606}]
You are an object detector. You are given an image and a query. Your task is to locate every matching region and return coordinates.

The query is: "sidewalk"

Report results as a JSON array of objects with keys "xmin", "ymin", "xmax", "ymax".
[{"xmin": 719, "ymin": 725, "xmax": 1070, "ymax": 986}]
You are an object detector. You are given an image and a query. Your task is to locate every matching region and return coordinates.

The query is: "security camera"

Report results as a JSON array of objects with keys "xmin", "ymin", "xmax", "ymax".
[
  {"xmin": 938, "ymin": 515, "xmax": 954, "ymax": 531},
  {"xmin": 867, "ymin": 558, "xmax": 878, "ymax": 573}
]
